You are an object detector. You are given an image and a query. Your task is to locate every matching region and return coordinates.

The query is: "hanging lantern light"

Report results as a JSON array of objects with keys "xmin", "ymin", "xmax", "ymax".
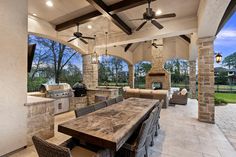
[
  {"xmin": 104, "ymin": 32, "xmax": 109, "ymax": 64},
  {"xmin": 215, "ymin": 53, "xmax": 222, "ymax": 63},
  {"xmin": 91, "ymin": 35, "xmax": 98, "ymax": 64}
]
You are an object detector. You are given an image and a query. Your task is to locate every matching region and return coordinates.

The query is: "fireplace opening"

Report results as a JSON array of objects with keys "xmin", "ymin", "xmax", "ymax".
[{"xmin": 152, "ymin": 82, "xmax": 163, "ymax": 90}]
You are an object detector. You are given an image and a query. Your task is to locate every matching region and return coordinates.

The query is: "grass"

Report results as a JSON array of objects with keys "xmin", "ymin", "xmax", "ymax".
[{"xmin": 214, "ymin": 93, "xmax": 236, "ymax": 103}]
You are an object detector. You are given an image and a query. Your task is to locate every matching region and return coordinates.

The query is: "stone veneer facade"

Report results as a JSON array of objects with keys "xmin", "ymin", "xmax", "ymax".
[
  {"xmin": 189, "ymin": 60, "xmax": 196, "ymax": 99},
  {"xmin": 83, "ymin": 54, "xmax": 98, "ymax": 89},
  {"xmin": 146, "ymin": 47, "xmax": 171, "ymax": 90},
  {"xmin": 128, "ymin": 64, "xmax": 134, "ymax": 88},
  {"xmin": 26, "ymin": 101, "xmax": 54, "ymax": 146},
  {"xmin": 198, "ymin": 37, "xmax": 215, "ymax": 124}
]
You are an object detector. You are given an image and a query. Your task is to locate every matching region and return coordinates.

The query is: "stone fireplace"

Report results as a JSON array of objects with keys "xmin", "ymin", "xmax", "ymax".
[{"xmin": 145, "ymin": 45, "xmax": 171, "ymax": 90}]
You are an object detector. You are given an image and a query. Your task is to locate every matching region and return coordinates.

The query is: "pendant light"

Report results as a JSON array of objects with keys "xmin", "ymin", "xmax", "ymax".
[{"xmin": 91, "ymin": 35, "xmax": 98, "ymax": 64}]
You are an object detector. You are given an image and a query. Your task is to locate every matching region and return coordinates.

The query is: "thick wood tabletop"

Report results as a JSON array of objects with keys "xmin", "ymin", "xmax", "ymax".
[{"xmin": 58, "ymin": 98, "xmax": 159, "ymax": 151}]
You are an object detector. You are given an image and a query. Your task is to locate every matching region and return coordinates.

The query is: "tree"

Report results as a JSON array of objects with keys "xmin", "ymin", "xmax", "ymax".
[
  {"xmin": 223, "ymin": 52, "xmax": 236, "ymax": 69},
  {"xmin": 110, "ymin": 57, "xmax": 124, "ymax": 85}
]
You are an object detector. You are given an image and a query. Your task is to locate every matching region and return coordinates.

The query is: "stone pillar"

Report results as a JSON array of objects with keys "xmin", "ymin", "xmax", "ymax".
[
  {"xmin": 197, "ymin": 37, "xmax": 215, "ymax": 124},
  {"xmin": 189, "ymin": 60, "xmax": 196, "ymax": 99},
  {"xmin": 82, "ymin": 54, "xmax": 98, "ymax": 89},
  {"xmin": 128, "ymin": 64, "xmax": 134, "ymax": 88}
]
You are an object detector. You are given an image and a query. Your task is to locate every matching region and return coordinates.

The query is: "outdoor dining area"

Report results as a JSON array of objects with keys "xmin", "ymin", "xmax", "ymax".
[
  {"xmin": 1, "ymin": 0, "xmax": 236, "ymax": 157},
  {"xmin": 32, "ymin": 97, "xmax": 163, "ymax": 157}
]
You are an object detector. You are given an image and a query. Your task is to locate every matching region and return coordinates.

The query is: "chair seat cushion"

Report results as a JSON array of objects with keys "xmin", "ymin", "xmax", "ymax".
[{"xmin": 71, "ymin": 146, "xmax": 96, "ymax": 157}]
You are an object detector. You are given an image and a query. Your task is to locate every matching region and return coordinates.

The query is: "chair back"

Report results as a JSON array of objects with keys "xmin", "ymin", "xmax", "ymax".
[
  {"xmin": 135, "ymin": 113, "xmax": 154, "ymax": 150},
  {"xmin": 74, "ymin": 105, "xmax": 95, "ymax": 118},
  {"xmin": 115, "ymin": 96, "xmax": 124, "ymax": 103},
  {"xmin": 157, "ymin": 100, "xmax": 164, "ymax": 118},
  {"xmin": 94, "ymin": 101, "xmax": 107, "ymax": 110},
  {"xmin": 32, "ymin": 136, "xmax": 71, "ymax": 157},
  {"xmin": 106, "ymin": 98, "xmax": 116, "ymax": 106},
  {"xmin": 148, "ymin": 107, "xmax": 158, "ymax": 133}
]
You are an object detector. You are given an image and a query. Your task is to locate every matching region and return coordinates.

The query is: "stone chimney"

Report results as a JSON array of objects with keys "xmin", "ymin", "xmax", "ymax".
[{"xmin": 145, "ymin": 41, "xmax": 171, "ymax": 90}]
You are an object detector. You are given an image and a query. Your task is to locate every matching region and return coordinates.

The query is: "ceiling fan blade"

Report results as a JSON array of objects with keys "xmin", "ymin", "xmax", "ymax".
[
  {"xmin": 151, "ymin": 20, "xmax": 164, "ymax": 29},
  {"xmin": 136, "ymin": 21, "xmax": 147, "ymax": 31},
  {"xmin": 155, "ymin": 13, "xmax": 176, "ymax": 19},
  {"xmin": 129, "ymin": 18, "xmax": 145, "ymax": 21},
  {"xmin": 68, "ymin": 37, "xmax": 77, "ymax": 42},
  {"xmin": 82, "ymin": 36, "xmax": 95, "ymax": 40},
  {"xmin": 79, "ymin": 38, "xmax": 88, "ymax": 44}
]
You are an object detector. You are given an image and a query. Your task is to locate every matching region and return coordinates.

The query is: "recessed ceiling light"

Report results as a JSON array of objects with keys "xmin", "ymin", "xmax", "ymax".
[
  {"xmin": 46, "ymin": 1, "xmax": 53, "ymax": 7},
  {"xmin": 33, "ymin": 13, "xmax": 37, "ymax": 16},
  {"xmin": 156, "ymin": 9, "xmax": 162, "ymax": 15},
  {"xmin": 87, "ymin": 25, "xmax": 92, "ymax": 29}
]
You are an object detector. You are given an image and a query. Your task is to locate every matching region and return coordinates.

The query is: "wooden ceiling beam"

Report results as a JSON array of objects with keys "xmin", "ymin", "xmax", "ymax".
[
  {"xmin": 125, "ymin": 43, "xmax": 133, "ymax": 52},
  {"xmin": 86, "ymin": 0, "xmax": 132, "ymax": 35},
  {"xmin": 56, "ymin": 0, "xmax": 150, "ymax": 32},
  {"xmin": 179, "ymin": 35, "xmax": 190, "ymax": 43},
  {"xmin": 108, "ymin": 0, "xmax": 156, "ymax": 14}
]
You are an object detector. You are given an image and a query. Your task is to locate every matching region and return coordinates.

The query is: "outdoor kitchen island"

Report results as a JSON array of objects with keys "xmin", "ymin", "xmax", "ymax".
[{"xmin": 25, "ymin": 96, "xmax": 55, "ymax": 146}]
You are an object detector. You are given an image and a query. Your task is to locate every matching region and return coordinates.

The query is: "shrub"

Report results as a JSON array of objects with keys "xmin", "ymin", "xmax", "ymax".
[{"xmin": 214, "ymin": 96, "xmax": 228, "ymax": 106}]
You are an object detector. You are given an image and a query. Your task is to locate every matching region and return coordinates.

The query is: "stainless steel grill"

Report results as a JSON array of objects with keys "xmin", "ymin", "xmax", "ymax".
[{"xmin": 40, "ymin": 83, "xmax": 73, "ymax": 114}]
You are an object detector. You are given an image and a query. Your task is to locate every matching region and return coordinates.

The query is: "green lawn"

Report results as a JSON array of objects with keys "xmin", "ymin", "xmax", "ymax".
[{"xmin": 215, "ymin": 93, "xmax": 236, "ymax": 103}]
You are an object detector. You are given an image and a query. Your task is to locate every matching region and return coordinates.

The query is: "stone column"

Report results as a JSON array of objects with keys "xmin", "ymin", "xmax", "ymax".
[
  {"xmin": 82, "ymin": 54, "xmax": 98, "ymax": 89},
  {"xmin": 189, "ymin": 60, "xmax": 196, "ymax": 99},
  {"xmin": 197, "ymin": 37, "xmax": 215, "ymax": 124},
  {"xmin": 128, "ymin": 64, "xmax": 134, "ymax": 88}
]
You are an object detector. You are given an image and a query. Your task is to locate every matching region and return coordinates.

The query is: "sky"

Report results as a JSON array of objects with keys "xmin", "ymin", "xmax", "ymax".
[{"xmin": 214, "ymin": 12, "xmax": 236, "ymax": 61}]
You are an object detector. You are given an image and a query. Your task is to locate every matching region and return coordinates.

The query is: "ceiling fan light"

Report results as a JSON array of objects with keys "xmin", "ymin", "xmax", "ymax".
[
  {"xmin": 156, "ymin": 9, "xmax": 162, "ymax": 15},
  {"xmin": 87, "ymin": 25, "xmax": 92, "ymax": 29},
  {"xmin": 46, "ymin": 1, "xmax": 53, "ymax": 7}
]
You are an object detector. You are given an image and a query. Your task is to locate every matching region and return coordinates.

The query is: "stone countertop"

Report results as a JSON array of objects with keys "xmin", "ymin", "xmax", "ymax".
[
  {"xmin": 58, "ymin": 98, "xmax": 158, "ymax": 151},
  {"xmin": 25, "ymin": 96, "xmax": 55, "ymax": 106}
]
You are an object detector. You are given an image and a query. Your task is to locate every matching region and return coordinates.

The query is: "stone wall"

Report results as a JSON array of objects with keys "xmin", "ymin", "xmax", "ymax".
[
  {"xmin": 83, "ymin": 54, "xmax": 98, "ymax": 89},
  {"xmin": 198, "ymin": 37, "xmax": 215, "ymax": 123},
  {"xmin": 69, "ymin": 96, "xmax": 88, "ymax": 110},
  {"xmin": 189, "ymin": 60, "xmax": 196, "ymax": 99},
  {"xmin": 26, "ymin": 102, "xmax": 54, "ymax": 146},
  {"xmin": 128, "ymin": 64, "xmax": 134, "ymax": 88},
  {"xmin": 87, "ymin": 89, "xmax": 119, "ymax": 105}
]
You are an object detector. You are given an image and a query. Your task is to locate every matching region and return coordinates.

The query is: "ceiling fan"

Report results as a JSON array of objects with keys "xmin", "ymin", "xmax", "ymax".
[
  {"xmin": 152, "ymin": 39, "xmax": 163, "ymax": 48},
  {"xmin": 130, "ymin": 0, "xmax": 176, "ymax": 31},
  {"xmin": 67, "ymin": 24, "xmax": 95, "ymax": 44}
]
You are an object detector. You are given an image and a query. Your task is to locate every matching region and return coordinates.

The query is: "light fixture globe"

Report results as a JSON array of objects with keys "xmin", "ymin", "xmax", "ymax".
[
  {"xmin": 91, "ymin": 52, "xmax": 98, "ymax": 64},
  {"xmin": 215, "ymin": 53, "xmax": 222, "ymax": 63}
]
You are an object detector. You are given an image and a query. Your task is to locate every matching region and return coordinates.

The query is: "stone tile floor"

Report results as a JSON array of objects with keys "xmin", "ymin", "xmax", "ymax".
[
  {"xmin": 9, "ymin": 99, "xmax": 236, "ymax": 157},
  {"xmin": 216, "ymin": 104, "xmax": 236, "ymax": 150}
]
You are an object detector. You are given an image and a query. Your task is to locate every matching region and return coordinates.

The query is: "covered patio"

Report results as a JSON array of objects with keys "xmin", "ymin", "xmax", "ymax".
[{"xmin": 1, "ymin": 0, "xmax": 236, "ymax": 156}]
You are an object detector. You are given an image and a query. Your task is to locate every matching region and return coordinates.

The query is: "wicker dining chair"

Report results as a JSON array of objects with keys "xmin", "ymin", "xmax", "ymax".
[
  {"xmin": 154, "ymin": 100, "xmax": 164, "ymax": 136},
  {"xmin": 145, "ymin": 107, "xmax": 158, "ymax": 147},
  {"xmin": 116, "ymin": 96, "xmax": 124, "ymax": 103},
  {"xmin": 116, "ymin": 112, "xmax": 154, "ymax": 157},
  {"xmin": 32, "ymin": 136, "xmax": 99, "ymax": 157},
  {"xmin": 106, "ymin": 98, "xmax": 117, "ymax": 106},
  {"xmin": 94, "ymin": 101, "xmax": 107, "ymax": 110},
  {"xmin": 74, "ymin": 105, "xmax": 95, "ymax": 118}
]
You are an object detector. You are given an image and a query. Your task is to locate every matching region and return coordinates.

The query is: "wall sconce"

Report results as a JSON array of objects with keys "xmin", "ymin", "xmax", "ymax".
[{"xmin": 215, "ymin": 53, "xmax": 222, "ymax": 63}]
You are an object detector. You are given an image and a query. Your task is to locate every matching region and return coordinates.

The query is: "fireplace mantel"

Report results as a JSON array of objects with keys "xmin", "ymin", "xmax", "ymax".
[{"xmin": 149, "ymin": 73, "xmax": 165, "ymax": 76}]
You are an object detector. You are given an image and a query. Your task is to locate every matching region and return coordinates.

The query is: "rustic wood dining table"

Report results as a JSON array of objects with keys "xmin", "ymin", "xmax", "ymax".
[{"xmin": 58, "ymin": 97, "xmax": 159, "ymax": 157}]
